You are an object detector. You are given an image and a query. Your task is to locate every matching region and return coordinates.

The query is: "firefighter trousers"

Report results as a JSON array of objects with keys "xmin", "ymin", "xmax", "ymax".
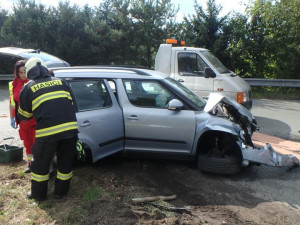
[{"xmin": 30, "ymin": 136, "xmax": 77, "ymax": 200}]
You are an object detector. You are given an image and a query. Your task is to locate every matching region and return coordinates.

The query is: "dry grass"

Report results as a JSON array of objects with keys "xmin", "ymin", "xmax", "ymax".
[
  {"xmin": 0, "ymin": 159, "xmax": 145, "ymax": 225},
  {"xmin": 0, "ymin": 162, "xmax": 52, "ymax": 225},
  {"xmin": 0, "ymin": 161, "xmax": 107, "ymax": 225}
]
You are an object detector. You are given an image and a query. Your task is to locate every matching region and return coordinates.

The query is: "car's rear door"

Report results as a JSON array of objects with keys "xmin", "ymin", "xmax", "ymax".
[
  {"xmin": 120, "ymin": 79, "xmax": 196, "ymax": 154},
  {"xmin": 68, "ymin": 79, "xmax": 124, "ymax": 162}
]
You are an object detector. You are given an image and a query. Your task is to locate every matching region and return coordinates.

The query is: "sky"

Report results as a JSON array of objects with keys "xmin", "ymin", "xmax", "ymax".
[{"xmin": 1, "ymin": 0, "xmax": 247, "ymax": 21}]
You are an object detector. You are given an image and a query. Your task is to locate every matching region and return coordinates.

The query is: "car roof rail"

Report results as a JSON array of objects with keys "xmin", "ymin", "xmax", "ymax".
[{"xmin": 51, "ymin": 65, "xmax": 152, "ymax": 76}]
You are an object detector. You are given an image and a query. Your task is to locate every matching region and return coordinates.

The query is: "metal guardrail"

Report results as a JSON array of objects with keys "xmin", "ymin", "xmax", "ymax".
[
  {"xmin": 1, "ymin": 73, "xmax": 299, "ymax": 87},
  {"xmin": 244, "ymin": 78, "xmax": 300, "ymax": 88},
  {"xmin": 0, "ymin": 74, "xmax": 14, "ymax": 81}
]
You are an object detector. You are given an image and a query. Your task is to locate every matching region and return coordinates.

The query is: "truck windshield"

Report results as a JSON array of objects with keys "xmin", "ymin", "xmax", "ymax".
[
  {"xmin": 200, "ymin": 51, "xmax": 230, "ymax": 74},
  {"xmin": 166, "ymin": 77, "xmax": 206, "ymax": 109}
]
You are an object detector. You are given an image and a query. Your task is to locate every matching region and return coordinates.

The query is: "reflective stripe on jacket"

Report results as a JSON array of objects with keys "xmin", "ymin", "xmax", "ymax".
[
  {"xmin": 8, "ymin": 81, "xmax": 15, "ymax": 107},
  {"xmin": 18, "ymin": 76, "xmax": 78, "ymax": 141}
]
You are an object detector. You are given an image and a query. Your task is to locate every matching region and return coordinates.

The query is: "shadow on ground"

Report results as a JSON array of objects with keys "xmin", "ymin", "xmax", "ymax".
[{"xmin": 255, "ymin": 116, "xmax": 291, "ymax": 140}]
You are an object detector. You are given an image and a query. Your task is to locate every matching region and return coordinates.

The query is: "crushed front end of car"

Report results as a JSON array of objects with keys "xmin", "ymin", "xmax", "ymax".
[{"xmin": 204, "ymin": 93, "xmax": 299, "ymax": 168}]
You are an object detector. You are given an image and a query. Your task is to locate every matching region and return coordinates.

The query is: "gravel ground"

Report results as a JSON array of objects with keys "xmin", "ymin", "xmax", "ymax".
[{"xmin": 0, "ymin": 87, "xmax": 22, "ymax": 146}]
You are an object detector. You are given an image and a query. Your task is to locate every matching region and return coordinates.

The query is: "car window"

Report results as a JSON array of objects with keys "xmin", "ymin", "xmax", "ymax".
[
  {"xmin": 0, "ymin": 54, "xmax": 24, "ymax": 74},
  {"xmin": 107, "ymin": 79, "xmax": 118, "ymax": 102},
  {"xmin": 123, "ymin": 79, "xmax": 175, "ymax": 108},
  {"xmin": 178, "ymin": 52, "xmax": 208, "ymax": 76},
  {"xmin": 166, "ymin": 77, "xmax": 206, "ymax": 109},
  {"xmin": 69, "ymin": 80, "xmax": 112, "ymax": 111}
]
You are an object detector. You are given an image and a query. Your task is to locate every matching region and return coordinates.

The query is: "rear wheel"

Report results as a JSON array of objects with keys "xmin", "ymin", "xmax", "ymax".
[{"xmin": 197, "ymin": 132, "xmax": 242, "ymax": 175}]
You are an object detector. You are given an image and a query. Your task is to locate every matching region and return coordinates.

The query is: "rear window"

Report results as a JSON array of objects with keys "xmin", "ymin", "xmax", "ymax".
[{"xmin": 69, "ymin": 80, "xmax": 112, "ymax": 111}]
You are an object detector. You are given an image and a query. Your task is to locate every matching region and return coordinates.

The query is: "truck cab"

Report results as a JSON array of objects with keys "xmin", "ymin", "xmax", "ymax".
[{"xmin": 155, "ymin": 39, "xmax": 252, "ymax": 109}]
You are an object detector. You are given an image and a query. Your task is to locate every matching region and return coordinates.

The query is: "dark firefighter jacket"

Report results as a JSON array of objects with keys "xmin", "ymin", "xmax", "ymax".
[{"xmin": 18, "ymin": 66, "xmax": 78, "ymax": 141}]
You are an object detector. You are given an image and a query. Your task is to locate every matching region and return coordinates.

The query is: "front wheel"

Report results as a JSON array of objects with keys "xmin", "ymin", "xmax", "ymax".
[
  {"xmin": 197, "ymin": 154, "xmax": 241, "ymax": 175},
  {"xmin": 196, "ymin": 132, "xmax": 242, "ymax": 175}
]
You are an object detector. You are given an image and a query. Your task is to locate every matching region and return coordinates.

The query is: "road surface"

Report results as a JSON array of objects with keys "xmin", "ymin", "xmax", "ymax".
[{"xmin": 252, "ymin": 99, "xmax": 300, "ymax": 141}]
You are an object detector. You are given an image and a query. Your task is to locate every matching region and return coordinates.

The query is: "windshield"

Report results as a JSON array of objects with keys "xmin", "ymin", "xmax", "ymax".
[
  {"xmin": 166, "ymin": 77, "xmax": 206, "ymax": 108},
  {"xmin": 19, "ymin": 51, "xmax": 61, "ymax": 62},
  {"xmin": 200, "ymin": 51, "xmax": 230, "ymax": 74}
]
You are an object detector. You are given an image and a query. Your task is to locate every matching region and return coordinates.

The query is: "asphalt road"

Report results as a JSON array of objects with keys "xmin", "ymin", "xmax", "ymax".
[{"xmin": 252, "ymin": 99, "xmax": 300, "ymax": 141}]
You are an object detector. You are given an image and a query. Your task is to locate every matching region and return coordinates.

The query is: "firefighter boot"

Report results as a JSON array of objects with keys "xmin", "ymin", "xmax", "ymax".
[
  {"xmin": 28, "ymin": 180, "xmax": 48, "ymax": 201},
  {"xmin": 54, "ymin": 178, "xmax": 71, "ymax": 199}
]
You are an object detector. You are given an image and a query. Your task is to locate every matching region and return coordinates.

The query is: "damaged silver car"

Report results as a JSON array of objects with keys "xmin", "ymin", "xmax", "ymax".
[{"xmin": 53, "ymin": 66, "xmax": 299, "ymax": 174}]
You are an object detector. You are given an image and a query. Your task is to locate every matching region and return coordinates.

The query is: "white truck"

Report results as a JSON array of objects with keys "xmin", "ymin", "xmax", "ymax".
[{"xmin": 155, "ymin": 39, "xmax": 252, "ymax": 109}]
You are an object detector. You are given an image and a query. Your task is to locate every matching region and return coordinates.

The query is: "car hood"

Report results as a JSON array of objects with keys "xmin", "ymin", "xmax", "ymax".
[
  {"xmin": 204, "ymin": 93, "xmax": 257, "ymax": 146},
  {"xmin": 204, "ymin": 93, "xmax": 254, "ymax": 121}
]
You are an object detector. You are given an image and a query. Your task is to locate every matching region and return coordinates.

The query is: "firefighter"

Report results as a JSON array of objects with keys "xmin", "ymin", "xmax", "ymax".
[
  {"xmin": 18, "ymin": 57, "xmax": 78, "ymax": 201},
  {"xmin": 9, "ymin": 60, "xmax": 36, "ymax": 173}
]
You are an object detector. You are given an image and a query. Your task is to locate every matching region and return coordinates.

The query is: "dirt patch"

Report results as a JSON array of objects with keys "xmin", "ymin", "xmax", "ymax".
[
  {"xmin": 72, "ymin": 158, "xmax": 300, "ymax": 225},
  {"xmin": 1, "ymin": 155, "xmax": 300, "ymax": 224},
  {"xmin": 1, "ymin": 144, "xmax": 300, "ymax": 225},
  {"xmin": 83, "ymin": 200, "xmax": 137, "ymax": 224}
]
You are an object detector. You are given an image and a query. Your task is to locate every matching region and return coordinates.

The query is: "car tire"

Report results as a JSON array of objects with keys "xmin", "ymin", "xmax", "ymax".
[{"xmin": 197, "ymin": 154, "xmax": 241, "ymax": 175}]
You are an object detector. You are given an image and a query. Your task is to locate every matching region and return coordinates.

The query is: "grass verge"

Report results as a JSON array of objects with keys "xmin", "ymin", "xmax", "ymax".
[{"xmin": 251, "ymin": 87, "xmax": 300, "ymax": 100}]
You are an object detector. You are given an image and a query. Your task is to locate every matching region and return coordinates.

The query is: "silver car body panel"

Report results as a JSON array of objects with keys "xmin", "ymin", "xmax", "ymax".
[
  {"xmin": 54, "ymin": 68, "xmax": 299, "ymax": 168},
  {"xmin": 192, "ymin": 112, "xmax": 241, "ymax": 156},
  {"xmin": 242, "ymin": 144, "xmax": 300, "ymax": 167},
  {"xmin": 116, "ymin": 79, "xmax": 196, "ymax": 154},
  {"xmin": 68, "ymin": 79, "xmax": 124, "ymax": 163}
]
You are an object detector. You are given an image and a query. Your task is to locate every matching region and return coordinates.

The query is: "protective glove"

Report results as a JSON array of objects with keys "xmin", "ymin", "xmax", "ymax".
[
  {"xmin": 76, "ymin": 140, "xmax": 86, "ymax": 161},
  {"xmin": 10, "ymin": 117, "xmax": 17, "ymax": 129}
]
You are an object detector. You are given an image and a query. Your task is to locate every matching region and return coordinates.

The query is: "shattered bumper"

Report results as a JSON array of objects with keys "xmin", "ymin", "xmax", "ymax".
[{"xmin": 242, "ymin": 143, "xmax": 300, "ymax": 167}]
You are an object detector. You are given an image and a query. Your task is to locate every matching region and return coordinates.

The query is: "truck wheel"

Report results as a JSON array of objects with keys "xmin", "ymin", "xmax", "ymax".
[{"xmin": 197, "ymin": 154, "xmax": 241, "ymax": 175}]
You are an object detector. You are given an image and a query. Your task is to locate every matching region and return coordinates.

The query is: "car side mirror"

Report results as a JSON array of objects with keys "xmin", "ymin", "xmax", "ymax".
[
  {"xmin": 168, "ymin": 99, "xmax": 184, "ymax": 111},
  {"xmin": 204, "ymin": 67, "xmax": 216, "ymax": 78}
]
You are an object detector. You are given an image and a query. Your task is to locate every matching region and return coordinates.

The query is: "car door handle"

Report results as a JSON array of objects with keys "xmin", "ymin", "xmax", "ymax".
[
  {"xmin": 127, "ymin": 115, "xmax": 138, "ymax": 120},
  {"xmin": 177, "ymin": 79, "xmax": 184, "ymax": 83},
  {"xmin": 80, "ymin": 121, "xmax": 91, "ymax": 127}
]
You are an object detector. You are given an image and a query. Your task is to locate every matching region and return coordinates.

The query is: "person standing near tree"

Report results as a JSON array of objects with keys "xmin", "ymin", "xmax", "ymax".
[
  {"xmin": 9, "ymin": 60, "xmax": 36, "ymax": 173},
  {"xmin": 18, "ymin": 57, "xmax": 78, "ymax": 201}
]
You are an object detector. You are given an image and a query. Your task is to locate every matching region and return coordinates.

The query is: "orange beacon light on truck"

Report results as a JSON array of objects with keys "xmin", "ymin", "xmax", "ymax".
[{"xmin": 166, "ymin": 39, "xmax": 185, "ymax": 46}]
